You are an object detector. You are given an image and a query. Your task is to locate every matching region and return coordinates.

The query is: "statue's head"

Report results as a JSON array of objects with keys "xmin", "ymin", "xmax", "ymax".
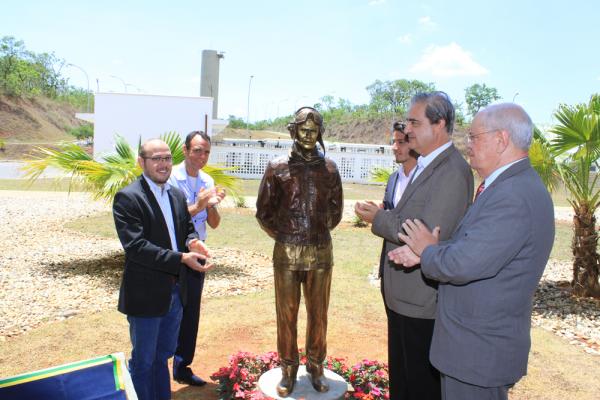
[{"xmin": 287, "ymin": 107, "xmax": 325, "ymax": 152}]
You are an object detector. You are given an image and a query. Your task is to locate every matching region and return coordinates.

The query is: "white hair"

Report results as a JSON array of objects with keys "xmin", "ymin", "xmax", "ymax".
[{"xmin": 477, "ymin": 103, "xmax": 533, "ymax": 150}]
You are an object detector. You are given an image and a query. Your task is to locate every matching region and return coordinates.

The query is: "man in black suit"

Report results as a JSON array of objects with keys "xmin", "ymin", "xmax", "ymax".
[{"xmin": 113, "ymin": 139, "xmax": 213, "ymax": 400}]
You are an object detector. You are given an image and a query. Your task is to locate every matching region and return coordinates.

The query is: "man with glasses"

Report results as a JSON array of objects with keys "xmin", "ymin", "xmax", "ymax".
[
  {"xmin": 168, "ymin": 131, "xmax": 225, "ymax": 387},
  {"xmin": 355, "ymin": 92, "xmax": 473, "ymax": 400},
  {"xmin": 113, "ymin": 139, "xmax": 214, "ymax": 400},
  {"xmin": 389, "ymin": 103, "xmax": 554, "ymax": 400}
]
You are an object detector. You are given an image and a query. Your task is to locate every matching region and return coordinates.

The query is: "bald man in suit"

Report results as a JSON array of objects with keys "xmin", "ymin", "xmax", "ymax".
[{"xmin": 390, "ymin": 103, "xmax": 554, "ymax": 400}]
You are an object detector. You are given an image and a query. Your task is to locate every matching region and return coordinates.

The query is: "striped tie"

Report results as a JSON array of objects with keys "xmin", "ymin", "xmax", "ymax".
[{"xmin": 475, "ymin": 181, "xmax": 485, "ymax": 200}]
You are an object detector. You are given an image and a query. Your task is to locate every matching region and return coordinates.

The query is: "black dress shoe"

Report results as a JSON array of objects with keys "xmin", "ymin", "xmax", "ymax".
[{"xmin": 175, "ymin": 374, "xmax": 207, "ymax": 387}]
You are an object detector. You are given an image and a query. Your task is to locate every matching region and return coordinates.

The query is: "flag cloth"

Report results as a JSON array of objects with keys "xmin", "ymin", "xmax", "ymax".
[{"xmin": 0, "ymin": 352, "xmax": 137, "ymax": 400}]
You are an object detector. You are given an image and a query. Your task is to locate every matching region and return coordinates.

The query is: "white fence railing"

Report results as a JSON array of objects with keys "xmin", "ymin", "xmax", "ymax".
[{"xmin": 210, "ymin": 145, "xmax": 396, "ymax": 183}]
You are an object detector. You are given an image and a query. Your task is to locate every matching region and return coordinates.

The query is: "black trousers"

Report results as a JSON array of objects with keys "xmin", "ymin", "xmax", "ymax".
[
  {"xmin": 173, "ymin": 269, "xmax": 205, "ymax": 375},
  {"xmin": 384, "ymin": 288, "xmax": 440, "ymax": 400}
]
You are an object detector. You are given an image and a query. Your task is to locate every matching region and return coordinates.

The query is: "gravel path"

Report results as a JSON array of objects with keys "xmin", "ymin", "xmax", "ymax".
[
  {"xmin": 0, "ymin": 191, "xmax": 272, "ymax": 339},
  {"xmin": 1, "ymin": 191, "xmax": 599, "ymax": 356}
]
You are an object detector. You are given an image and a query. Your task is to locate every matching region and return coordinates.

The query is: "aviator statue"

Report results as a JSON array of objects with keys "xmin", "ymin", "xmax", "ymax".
[{"xmin": 256, "ymin": 107, "xmax": 344, "ymax": 396}]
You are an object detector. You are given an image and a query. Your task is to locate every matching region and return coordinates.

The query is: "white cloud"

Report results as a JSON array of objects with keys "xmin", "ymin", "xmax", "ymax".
[
  {"xmin": 409, "ymin": 42, "xmax": 489, "ymax": 77},
  {"xmin": 111, "ymin": 59, "xmax": 123, "ymax": 66},
  {"xmin": 418, "ymin": 16, "xmax": 436, "ymax": 28},
  {"xmin": 397, "ymin": 34, "xmax": 413, "ymax": 44},
  {"xmin": 368, "ymin": 0, "xmax": 386, "ymax": 5}
]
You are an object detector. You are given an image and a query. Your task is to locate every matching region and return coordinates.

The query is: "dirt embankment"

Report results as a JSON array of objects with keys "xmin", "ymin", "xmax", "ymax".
[{"xmin": 0, "ymin": 94, "xmax": 83, "ymax": 159}]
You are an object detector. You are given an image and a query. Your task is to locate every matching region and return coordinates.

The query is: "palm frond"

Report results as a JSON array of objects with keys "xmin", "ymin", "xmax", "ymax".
[
  {"xmin": 161, "ymin": 131, "xmax": 185, "ymax": 164},
  {"xmin": 111, "ymin": 134, "xmax": 137, "ymax": 161},
  {"xmin": 370, "ymin": 166, "xmax": 394, "ymax": 183},
  {"xmin": 530, "ymin": 126, "xmax": 561, "ymax": 193}
]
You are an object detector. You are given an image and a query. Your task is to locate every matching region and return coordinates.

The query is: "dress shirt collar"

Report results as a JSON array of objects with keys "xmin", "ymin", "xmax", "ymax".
[
  {"xmin": 416, "ymin": 141, "xmax": 452, "ymax": 172},
  {"xmin": 480, "ymin": 157, "xmax": 528, "ymax": 192},
  {"xmin": 143, "ymin": 174, "xmax": 171, "ymax": 197}
]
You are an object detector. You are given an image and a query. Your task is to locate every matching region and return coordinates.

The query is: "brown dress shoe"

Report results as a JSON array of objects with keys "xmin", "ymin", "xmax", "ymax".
[
  {"xmin": 307, "ymin": 363, "xmax": 329, "ymax": 393},
  {"xmin": 276, "ymin": 364, "xmax": 299, "ymax": 397}
]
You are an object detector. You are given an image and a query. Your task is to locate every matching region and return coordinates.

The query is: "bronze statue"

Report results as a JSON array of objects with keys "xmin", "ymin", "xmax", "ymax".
[{"xmin": 256, "ymin": 107, "xmax": 343, "ymax": 396}]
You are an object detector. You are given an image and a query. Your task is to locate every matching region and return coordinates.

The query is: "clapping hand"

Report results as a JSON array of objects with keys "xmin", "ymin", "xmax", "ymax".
[
  {"xmin": 354, "ymin": 200, "xmax": 380, "ymax": 223},
  {"xmin": 182, "ymin": 239, "xmax": 214, "ymax": 272},
  {"xmin": 388, "ymin": 245, "xmax": 421, "ymax": 267},
  {"xmin": 398, "ymin": 219, "xmax": 440, "ymax": 256},
  {"xmin": 207, "ymin": 186, "xmax": 226, "ymax": 208}
]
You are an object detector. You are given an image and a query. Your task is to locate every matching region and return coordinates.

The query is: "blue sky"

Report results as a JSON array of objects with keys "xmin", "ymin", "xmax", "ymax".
[{"xmin": 2, "ymin": 0, "xmax": 599, "ymax": 125}]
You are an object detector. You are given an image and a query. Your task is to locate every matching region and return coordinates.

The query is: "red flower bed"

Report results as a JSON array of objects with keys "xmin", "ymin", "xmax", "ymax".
[{"xmin": 210, "ymin": 350, "xmax": 389, "ymax": 400}]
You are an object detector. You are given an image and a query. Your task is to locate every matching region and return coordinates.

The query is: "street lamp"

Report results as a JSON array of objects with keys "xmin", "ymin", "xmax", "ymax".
[
  {"xmin": 512, "ymin": 92, "xmax": 520, "ymax": 102},
  {"xmin": 246, "ymin": 75, "xmax": 254, "ymax": 139},
  {"xmin": 110, "ymin": 75, "xmax": 127, "ymax": 92},
  {"xmin": 66, "ymin": 63, "xmax": 90, "ymax": 112}
]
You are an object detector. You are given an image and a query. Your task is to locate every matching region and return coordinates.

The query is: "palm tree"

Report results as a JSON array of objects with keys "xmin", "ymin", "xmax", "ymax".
[
  {"xmin": 22, "ymin": 132, "xmax": 242, "ymax": 203},
  {"xmin": 529, "ymin": 126, "xmax": 561, "ymax": 193},
  {"xmin": 548, "ymin": 94, "xmax": 600, "ymax": 297}
]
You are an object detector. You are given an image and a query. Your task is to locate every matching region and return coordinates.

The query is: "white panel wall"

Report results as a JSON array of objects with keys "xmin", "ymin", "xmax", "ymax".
[
  {"xmin": 93, "ymin": 93, "xmax": 213, "ymax": 158},
  {"xmin": 210, "ymin": 145, "xmax": 396, "ymax": 184}
]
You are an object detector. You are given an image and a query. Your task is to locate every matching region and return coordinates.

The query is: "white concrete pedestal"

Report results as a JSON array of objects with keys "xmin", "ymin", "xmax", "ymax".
[{"xmin": 258, "ymin": 366, "xmax": 348, "ymax": 400}]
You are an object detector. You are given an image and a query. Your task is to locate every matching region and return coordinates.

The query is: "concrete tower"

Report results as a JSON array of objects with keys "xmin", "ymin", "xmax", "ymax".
[{"xmin": 200, "ymin": 50, "xmax": 225, "ymax": 119}]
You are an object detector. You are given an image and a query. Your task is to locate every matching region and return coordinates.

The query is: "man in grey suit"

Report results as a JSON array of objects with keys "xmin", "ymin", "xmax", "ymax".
[
  {"xmin": 390, "ymin": 103, "xmax": 555, "ymax": 400},
  {"xmin": 355, "ymin": 92, "xmax": 473, "ymax": 400}
]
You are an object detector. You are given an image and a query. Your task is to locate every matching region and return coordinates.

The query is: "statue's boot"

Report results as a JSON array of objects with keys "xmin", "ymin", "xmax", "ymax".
[
  {"xmin": 307, "ymin": 362, "xmax": 329, "ymax": 393},
  {"xmin": 276, "ymin": 363, "xmax": 298, "ymax": 397}
]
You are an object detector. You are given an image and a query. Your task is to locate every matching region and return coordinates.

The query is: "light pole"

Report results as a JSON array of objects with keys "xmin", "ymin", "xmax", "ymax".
[
  {"xmin": 246, "ymin": 75, "xmax": 254, "ymax": 139},
  {"xmin": 66, "ymin": 63, "xmax": 90, "ymax": 112},
  {"xmin": 110, "ymin": 75, "xmax": 127, "ymax": 92},
  {"xmin": 512, "ymin": 92, "xmax": 519, "ymax": 102}
]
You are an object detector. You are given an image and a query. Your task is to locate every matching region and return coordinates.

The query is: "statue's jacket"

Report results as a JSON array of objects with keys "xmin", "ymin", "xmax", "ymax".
[{"xmin": 256, "ymin": 146, "xmax": 343, "ymax": 271}]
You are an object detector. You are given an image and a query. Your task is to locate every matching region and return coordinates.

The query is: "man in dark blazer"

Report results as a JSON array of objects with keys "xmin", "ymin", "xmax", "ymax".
[
  {"xmin": 113, "ymin": 139, "xmax": 213, "ymax": 400},
  {"xmin": 391, "ymin": 103, "xmax": 555, "ymax": 400},
  {"xmin": 355, "ymin": 92, "xmax": 473, "ymax": 400},
  {"xmin": 378, "ymin": 122, "xmax": 418, "ymax": 282}
]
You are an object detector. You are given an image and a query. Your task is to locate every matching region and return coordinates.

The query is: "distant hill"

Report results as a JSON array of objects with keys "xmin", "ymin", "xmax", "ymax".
[
  {"xmin": 217, "ymin": 118, "xmax": 468, "ymax": 156},
  {"xmin": 0, "ymin": 94, "xmax": 84, "ymax": 160}
]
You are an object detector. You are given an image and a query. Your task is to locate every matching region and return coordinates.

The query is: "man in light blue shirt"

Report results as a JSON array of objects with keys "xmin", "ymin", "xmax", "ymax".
[{"xmin": 168, "ymin": 131, "xmax": 225, "ymax": 386}]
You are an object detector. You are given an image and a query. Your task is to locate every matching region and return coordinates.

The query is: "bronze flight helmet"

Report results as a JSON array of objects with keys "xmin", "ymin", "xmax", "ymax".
[{"xmin": 287, "ymin": 106, "xmax": 326, "ymax": 153}]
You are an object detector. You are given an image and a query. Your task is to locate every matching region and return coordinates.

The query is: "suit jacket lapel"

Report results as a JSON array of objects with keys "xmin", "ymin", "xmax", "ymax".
[
  {"xmin": 453, "ymin": 158, "xmax": 531, "ymax": 234},
  {"xmin": 394, "ymin": 144, "xmax": 457, "ymax": 210},
  {"xmin": 139, "ymin": 176, "xmax": 170, "ymax": 236},
  {"xmin": 167, "ymin": 188, "xmax": 182, "ymax": 245},
  {"xmin": 386, "ymin": 170, "xmax": 399, "ymax": 207}
]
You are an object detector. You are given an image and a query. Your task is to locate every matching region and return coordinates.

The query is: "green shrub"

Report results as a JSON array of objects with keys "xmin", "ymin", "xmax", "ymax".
[{"xmin": 68, "ymin": 123, "xmax": 93, "ymax": 140}]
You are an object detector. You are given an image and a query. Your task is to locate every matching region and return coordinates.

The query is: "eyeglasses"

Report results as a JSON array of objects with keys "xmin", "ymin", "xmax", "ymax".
[
  {"xmin": 143, "ymin": 155, "xmax": 173, "ymax": 163},
  {"xmin": 390, "ymin": 139, "xmax": 409, "ymax": 145},
  {"xmin": 466, "ymin": 129, "xmax": 499, "ymax": 143}
]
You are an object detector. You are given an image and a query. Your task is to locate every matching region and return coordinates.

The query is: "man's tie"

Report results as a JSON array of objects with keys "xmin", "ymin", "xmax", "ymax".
[{"xmin": 475, "ymin": 181, "xmax": 486, "ymax": 200}]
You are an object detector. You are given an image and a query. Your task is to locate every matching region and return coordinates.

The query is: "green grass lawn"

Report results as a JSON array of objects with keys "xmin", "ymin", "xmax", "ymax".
[
  {"xmin": 65, "ymin": 208, "xmax": 579, "ymax": 262},
  {"xmin": 3, "ymin": 207, "xmax": 600, "ymax": 399}
]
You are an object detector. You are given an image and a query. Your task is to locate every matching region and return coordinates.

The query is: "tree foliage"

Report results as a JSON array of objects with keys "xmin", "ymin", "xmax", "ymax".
[
  {"xmin": 534, "ymin": 94, "xmax": 600, "ymax": 298},
  {"xmin": 0, "ymin": 36, "xmax": 91, "ymax": 110},
  {"xmin": 366, "ymin": 79, "xmax": 435, "ymax": 115},
  {"xmin": 464, "ymin": 83, "xmax": 501, "ymax": 117}
]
